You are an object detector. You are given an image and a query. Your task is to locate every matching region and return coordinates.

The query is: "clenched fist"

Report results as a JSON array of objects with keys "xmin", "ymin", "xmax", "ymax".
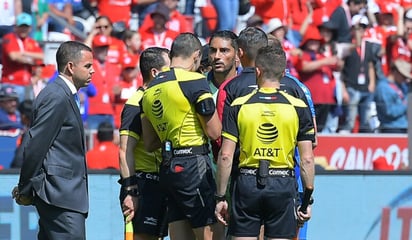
[{"xmin": 12, "ymin": 186, "xmax": 34, "ymax": 206}]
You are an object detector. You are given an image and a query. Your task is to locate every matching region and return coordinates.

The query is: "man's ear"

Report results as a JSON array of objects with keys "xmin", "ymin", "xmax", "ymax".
[
  {"xmin": 193, "ymin": 49, "xmax": 201, "ymax": 63},
  {"xmin": 238, "ymin": 48, "xmax": 244, "ymax": 58},
  {"xmin": 235, "ymin": 51, "xmax": 240, "ymax": 66},
  {"xmin": 255, "ymin": 66, "xmax": 261, "ymax": 78},
  {"xmin": 67, "ymin": 61, "xmax": 75, "ymax": 75},
  {"xmin": 151, "ymin": 68, "xmax": 159, "ymax": 78}
]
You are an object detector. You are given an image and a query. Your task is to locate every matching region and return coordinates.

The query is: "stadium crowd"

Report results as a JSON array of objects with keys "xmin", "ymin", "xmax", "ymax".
[{"xmin": 0, "ymin": 0, "xmax": 410, "ymax": 171}]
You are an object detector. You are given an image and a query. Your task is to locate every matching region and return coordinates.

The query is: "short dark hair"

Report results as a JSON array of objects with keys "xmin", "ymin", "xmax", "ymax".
[
  {"xmin": 56, "ymin": 41, "xmax": 92, "ymax": 73},
  {"xmin": 209, "ymin": 30, "xmax": 239, "ymax": 52},
  {"xmin": 348, "ymin": 0, "xmax": 366, "ymax": 5},
  {"xmin": 200, "ymin": 44, "xmax": 210, "ymax": 66},
  {"xmin": 255, "ymin": 45, "xmax": 286, "ymax": 80},
  {"xmin": 97, "ymin": 122, "xmax": 114, "ymax": 142},
  {"xmin": 95, "ymin": 15, "xmax": 113, "ymax": 26},
  {"xmin": 267, "ymin": 34, "xmax": 282, "ymax": 49},
  {"xmin": 170, "ymin": 33, "xmax": 202, "ymax": 59},
  {"xmin": 237, "ymin": 27, "xmax": 268, "ymax": 61},
  {"xmin": 122, "ymin": 30, "xmax": 137, "ymax": 42},
  {"xmin": 139, "ymin": 47, "xmax": 170, "ymax": 83}
]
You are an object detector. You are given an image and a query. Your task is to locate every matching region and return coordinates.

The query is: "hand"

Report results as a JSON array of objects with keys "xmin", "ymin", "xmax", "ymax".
[
  {"xmin": 112, "ymin": 85, "xmax": 122, "ymax": 95},
  {"xmin": 327, "ymin": 56, "xmax": 339, "ymax": 67},
  {"xmin": 90, "ymin": 23, "xmax": 101, "ymax": 35},
  {"xmin": 336, "ymin": 58, "xmax": 344, "ymax": 69},
  {"xmin": 290, "ymin": 48, "xmax": 303, "ymax": 57},
  {"xmin": 368, "ymin": 82, "xmax": 375, "ymax": 93},
  {"xmin": 297, "ymin": 205, "xmax": 312, "ymax": 227},
  {"xmin": 37, "ymin": 16, "xmax": 47, "ymax": 27},
  {"xmin": 122, "ymin": 195, "xmax": 138, "ymax": 223},
  {"xmin": 12, "ymin": 186, "xmax": 34, "ymax": 206},
  {"xmin": 68, "ymin": 17, "xmax": 75, "ymax": 26},
  {"xmin": 215, "ymin": 201, "xmax": 229, "ymax": 225},
  {"xmin": 342, "ymin": 87, "xmax": 350, "ymax": 104}
]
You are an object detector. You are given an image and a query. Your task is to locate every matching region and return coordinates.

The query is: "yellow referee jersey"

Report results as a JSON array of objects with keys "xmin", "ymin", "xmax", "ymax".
[{"xmin": 222, "ymin": 87, "xmax": 315, "ymax": 169}]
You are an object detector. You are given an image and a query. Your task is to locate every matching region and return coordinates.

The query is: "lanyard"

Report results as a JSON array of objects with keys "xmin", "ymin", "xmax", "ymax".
[
  {"xmin": 153, "ymin": 32, "xmax": 166, "ymax": 47},
  {"xmin": 16, "ymin": 35, "xmax": 25, "ymax": 52},
  {"xmin": 355, "ymin": 39, "xmax": 366, "ymax": 73},
  {"xmin": 388, "ymin": 82, "xmax": 404, "ymax": 100}
]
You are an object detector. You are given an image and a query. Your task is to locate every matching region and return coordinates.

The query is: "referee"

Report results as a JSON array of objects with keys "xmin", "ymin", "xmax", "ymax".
[
  {"xmin": 118, "ymin": 47, "xmax": 170, "ymax": 239},
  {"xmin": 141, "ymin": 33, "xmax": 222, "ymax": 240},
  {"xmin": 215, "ymin": 45, "xmax": 315, "ymax": 239}
]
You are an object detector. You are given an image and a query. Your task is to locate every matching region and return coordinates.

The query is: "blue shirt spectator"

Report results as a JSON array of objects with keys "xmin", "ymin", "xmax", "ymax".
[
  {"xmin": 374, "ymin": 60, "xmax": 409, "ymax": 133},
  {"xmin": 79, "ymin": 83, "xmax": 97, "ymax": 124},
  {"xmin": 47, "ymin": 0, "xmax": 84, "ymax": 33}
]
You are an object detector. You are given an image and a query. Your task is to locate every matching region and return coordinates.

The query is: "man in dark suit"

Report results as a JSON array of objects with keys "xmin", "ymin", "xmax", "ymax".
[{"xmin": 12, "ymin": 41, "xmax": 95, "ymax": 239}]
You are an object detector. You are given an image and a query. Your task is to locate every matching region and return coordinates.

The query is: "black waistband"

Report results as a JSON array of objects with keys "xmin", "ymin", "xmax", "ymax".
[
  {"xmin": 173, "ymin": 144, "xmax": 210, "ymax": 157},
  {"xmin": 135, "ymin": 171, "xmax": 160, "ymax": 181},
  {"xmin": 239, "ymin": 168, "xmax": 295, "ymax": 177}
]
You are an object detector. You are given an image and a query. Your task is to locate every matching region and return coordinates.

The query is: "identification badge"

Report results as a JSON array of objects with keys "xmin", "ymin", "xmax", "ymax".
[
  {"xmin": 102, "ymin": 93, "xmax": 110, "ymax": 103},
  {"xmin": 322, "ymin": 73, "xmax": 330, "ymax": 84},
  {"xmin": 358, "ymin": 73, "xmax": 366, "ymax": 85}
]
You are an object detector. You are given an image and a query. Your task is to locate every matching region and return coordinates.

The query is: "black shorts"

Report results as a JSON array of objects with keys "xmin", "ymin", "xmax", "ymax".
[
  {"xmin": 228, "ymin": 174, "xmax": 298, "ymax": 238},
  {"xmin": 160, "ymin": 154, "xmax": 217, "ymax": 228},
  {"xmin": 120, "ymin": 172, "xmax": 168, "ymax": 237}
]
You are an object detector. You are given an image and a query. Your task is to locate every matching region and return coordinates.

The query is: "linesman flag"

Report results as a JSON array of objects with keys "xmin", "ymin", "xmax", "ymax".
[{"xmin": 125, "ymin": 220, "xmax": 133, "ymax": 240}]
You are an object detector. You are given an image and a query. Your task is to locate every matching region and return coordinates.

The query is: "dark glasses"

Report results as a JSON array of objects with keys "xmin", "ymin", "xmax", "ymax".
[{"xmin": 96, "ymin": 25, "xmax": 110, "ymax": 30}]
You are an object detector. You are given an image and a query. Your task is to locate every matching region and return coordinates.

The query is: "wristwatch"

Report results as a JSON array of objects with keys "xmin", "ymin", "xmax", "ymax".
[
  {"xmin": 214, "ymin": 194, "xmax": 226, "ymax": 202},
  {"xmin": 125, "ymin": 188, "xmax": 140, "ymax": 197},
  {"xmin": 309, "ymin": 196, "xmax": 314, "ymax": 205}
]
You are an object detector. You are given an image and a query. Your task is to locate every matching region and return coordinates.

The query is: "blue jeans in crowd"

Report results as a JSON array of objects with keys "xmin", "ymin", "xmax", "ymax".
[
  {"xmin": 340, "ymin": 87, "xmax": 374, "ymax": 133},
  {"xmin": 211, "ymin": 0, "xmax": 239, "ymax": 31},
  {"xmin": 184, "ymin": 0, "xmax": 196, "ymax": 15}
]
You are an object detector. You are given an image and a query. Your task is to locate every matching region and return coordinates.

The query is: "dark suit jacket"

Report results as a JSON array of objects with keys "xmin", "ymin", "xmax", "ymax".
[{"xmin": 18, "ymin": 77, "xmax": 88, "ymax": 214}]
